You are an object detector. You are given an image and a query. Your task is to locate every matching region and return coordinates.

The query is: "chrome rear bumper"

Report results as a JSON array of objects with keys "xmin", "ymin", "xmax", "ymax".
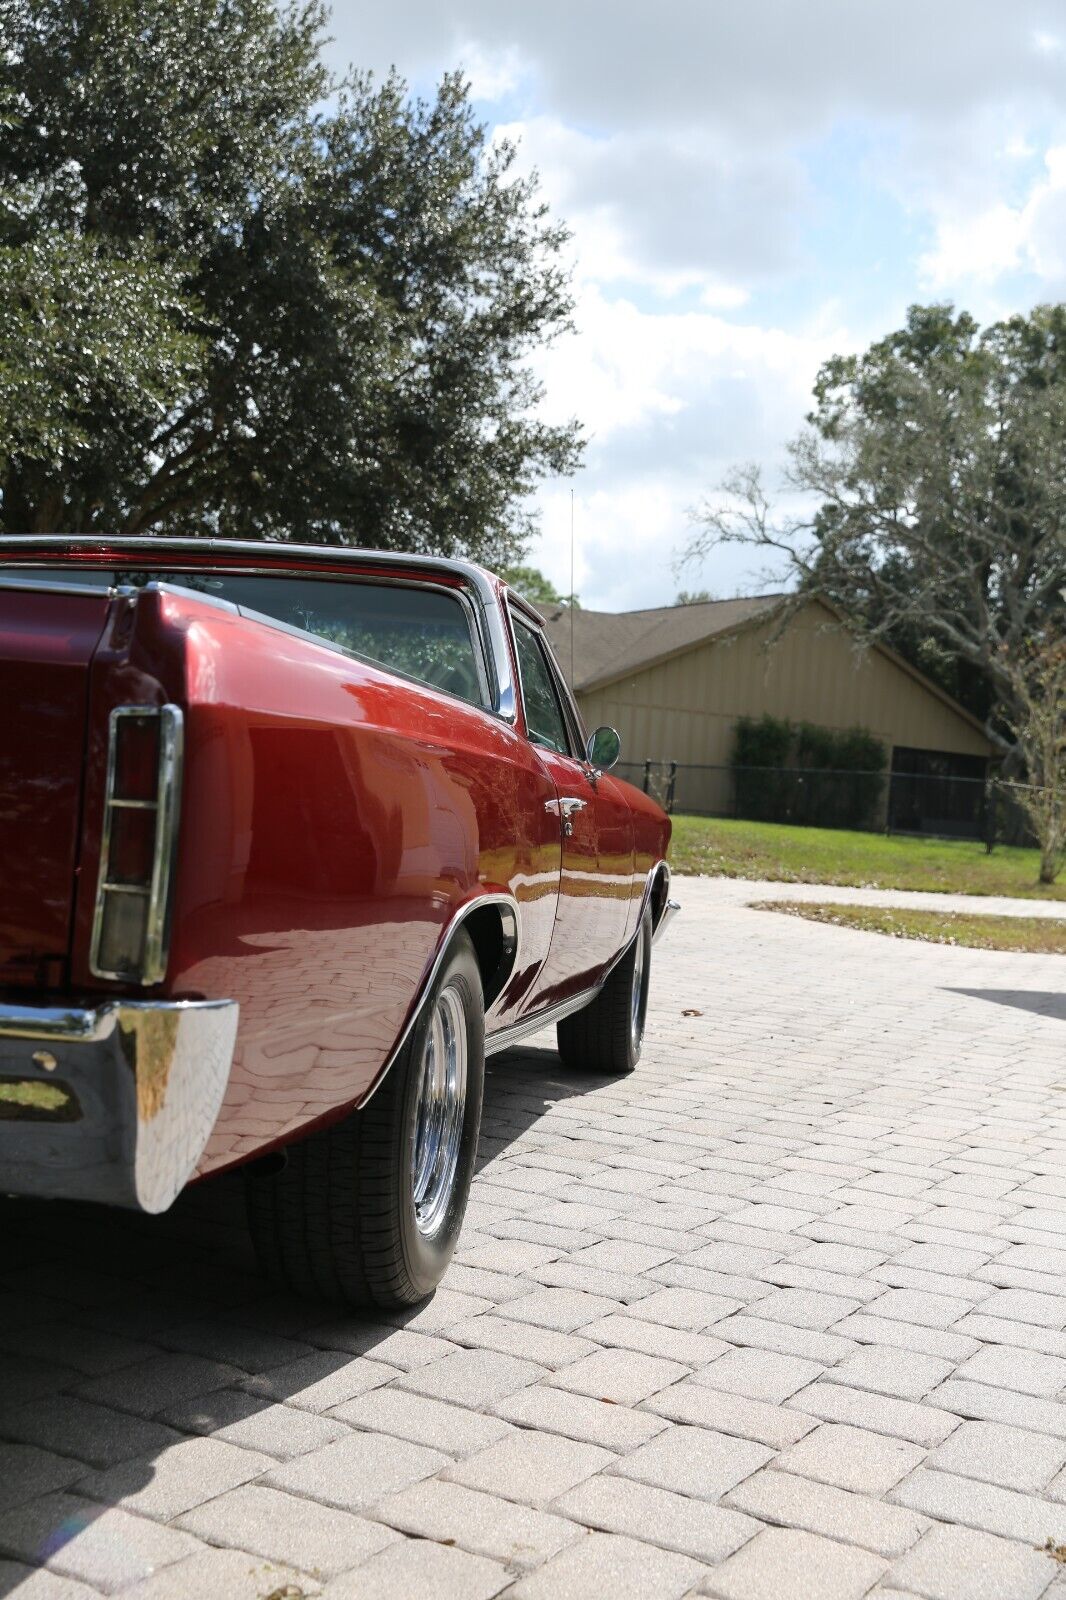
[{"xmin": 0, "ymin": 998, "xmax": 237, "ymax": 1213}]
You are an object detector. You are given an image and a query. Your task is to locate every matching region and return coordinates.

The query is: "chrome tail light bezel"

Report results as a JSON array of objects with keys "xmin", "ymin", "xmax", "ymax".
[{"xmin": 89, "ymin": 704, "xmax": 184, "ymax": 986}]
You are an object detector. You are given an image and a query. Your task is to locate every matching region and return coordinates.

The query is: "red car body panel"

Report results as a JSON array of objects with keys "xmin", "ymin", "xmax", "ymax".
[{"xmin": 0, "ymin": 541, "xmax": 671, "ymax": 1187}]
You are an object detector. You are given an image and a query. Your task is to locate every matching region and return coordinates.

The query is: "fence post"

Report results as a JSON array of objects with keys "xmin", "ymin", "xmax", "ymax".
[
  {"xmin": 665, "ymin": 761, "xmax": 677, "ymax": 815},
  {"xmin": 642, "ymin": 760, "xmax": 651, "ymax": 796}
]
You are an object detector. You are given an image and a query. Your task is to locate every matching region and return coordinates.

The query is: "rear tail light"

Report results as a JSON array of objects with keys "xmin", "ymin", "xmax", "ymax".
[{"xmin": 90, "ymin": 706, "xmax": 183, "ymax": 985}]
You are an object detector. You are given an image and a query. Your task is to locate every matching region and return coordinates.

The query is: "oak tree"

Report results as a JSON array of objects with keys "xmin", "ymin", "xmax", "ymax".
[{"xmin": 0, "ymin": 0, "xmax": 581, "ymax": 564}]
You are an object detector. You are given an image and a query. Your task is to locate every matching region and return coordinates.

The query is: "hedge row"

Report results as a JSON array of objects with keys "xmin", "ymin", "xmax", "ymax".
[{"xmin": 732, "ymin": 715, "xmax": 888, "ymax": 830}]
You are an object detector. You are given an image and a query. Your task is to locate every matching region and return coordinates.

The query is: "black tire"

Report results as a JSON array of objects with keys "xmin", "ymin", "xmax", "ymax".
[
  {"xmin": 556, "ymin": 906, "xmax": 652, "ymax": 1075},
  {"xmin": 245, "ymin": 931, "xmax": 484, "ymax": 1308}
]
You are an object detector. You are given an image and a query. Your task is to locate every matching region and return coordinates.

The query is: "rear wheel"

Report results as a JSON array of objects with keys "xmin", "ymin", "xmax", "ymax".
[
  {"xmin": 556, "ymin": 906, "xmax": 652, "ymax": 1075},
  {"xmin": 245, "ymin": 932, "xmax": 484, "ymax": 1307}
]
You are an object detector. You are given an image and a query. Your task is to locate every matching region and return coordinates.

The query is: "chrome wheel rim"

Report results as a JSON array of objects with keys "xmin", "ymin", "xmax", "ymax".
[
  {"xmin": 412, "ymin": 984, "xmax": 468, "ymax": 1238},
  {"xmin": 631, "ymin": 924, "xmax": 648, "ymax": 1050}
]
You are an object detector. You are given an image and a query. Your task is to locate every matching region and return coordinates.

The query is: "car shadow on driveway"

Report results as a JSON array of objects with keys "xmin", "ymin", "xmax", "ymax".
[
  {"xmin": 0, "ymin": 1042, "xmax": 612, "ymax": 1594},
  {"xmin": 945, "ymin": 987, "xmax": 1066, "ymax": 1022}
]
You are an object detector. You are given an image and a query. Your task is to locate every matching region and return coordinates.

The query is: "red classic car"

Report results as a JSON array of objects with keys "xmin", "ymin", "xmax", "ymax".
[{"xmin": 0, "ymin": 537, "xmax": 678, "ymax": 1306}]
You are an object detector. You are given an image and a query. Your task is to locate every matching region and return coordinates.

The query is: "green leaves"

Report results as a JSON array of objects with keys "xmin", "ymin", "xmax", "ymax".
[{"xmin": 0, "ymin": 0, "xmax": 581, "ymax": 559}]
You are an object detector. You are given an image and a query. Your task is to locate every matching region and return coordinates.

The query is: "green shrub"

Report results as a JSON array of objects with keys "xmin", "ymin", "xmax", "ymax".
[
  {"xmin": 731, "ymin": 718, "xmax": 888, "ymax": 830},
  {"xmin": 732, "ymin": 716, "xmax": 793, "ymax": 820}
]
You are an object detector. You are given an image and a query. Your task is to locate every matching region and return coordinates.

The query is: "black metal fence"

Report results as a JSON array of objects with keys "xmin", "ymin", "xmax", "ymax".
[{"xmin": 616, "ymin": 760, "xmax": 1035, "ymax": 845}]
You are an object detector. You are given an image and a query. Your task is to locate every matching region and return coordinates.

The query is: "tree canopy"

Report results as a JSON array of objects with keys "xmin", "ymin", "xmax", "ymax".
[
  {"xmin": 500, "ymin": 563, "xmax": 578, "ymax": 609},
  {"xmin": 684, "ymin": 303, "xmax": 1065, "ymax": 738},
  {"xmin": 682, "ymin": 301, "xmax": 1066, "ymax": 877},
  {"xmin": 0, "ymin": 0, "xmax": 581, "ymax": 564}
]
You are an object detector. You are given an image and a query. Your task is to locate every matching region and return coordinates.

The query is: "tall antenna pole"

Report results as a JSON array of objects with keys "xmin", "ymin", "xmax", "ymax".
[{"xmin": 570, "ymin": 488, "xmax": 576, "ymax": 685}]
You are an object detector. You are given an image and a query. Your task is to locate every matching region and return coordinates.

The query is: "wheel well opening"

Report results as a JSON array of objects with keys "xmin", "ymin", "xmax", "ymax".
[
  {"xmin": 462, "ymin": 902, "xmax": 518, "ymax": 1010},
  {"xmin": 649, "ymin": 866, "xmax": 669, "ymax": 930}
]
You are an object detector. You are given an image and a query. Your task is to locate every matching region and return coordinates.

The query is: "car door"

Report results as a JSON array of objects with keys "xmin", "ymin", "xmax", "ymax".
[{"xmin": 510, "ymin": 611, "xmax": 635, "ymax": 1009}]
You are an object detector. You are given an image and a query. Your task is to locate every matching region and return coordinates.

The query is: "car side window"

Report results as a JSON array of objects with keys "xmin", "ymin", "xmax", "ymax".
[{"xmin": 512, "ymin": 618, "xmax": 572, "ymax": 755}]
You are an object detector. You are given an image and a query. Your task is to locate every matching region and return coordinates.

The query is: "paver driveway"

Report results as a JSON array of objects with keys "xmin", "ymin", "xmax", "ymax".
[{"xmin": 2, "ymin": 874, "xmax": 1066, "ymax": 1599}]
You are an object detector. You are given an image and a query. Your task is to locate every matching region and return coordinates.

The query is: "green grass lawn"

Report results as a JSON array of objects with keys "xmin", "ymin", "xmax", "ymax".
[
  {"xmin": 668, "ymin": 814, "xmax": 1065, "ymax": 900},
  {"xmin": 752, "ymin": 900, "xmax": 1066, "ymax": 953}
]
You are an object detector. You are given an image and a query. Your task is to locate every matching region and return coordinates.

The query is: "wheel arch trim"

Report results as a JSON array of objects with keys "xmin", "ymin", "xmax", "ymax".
[{"xmin": 361, "ymin": 891, "xmax": 522, "ymax": 1108}]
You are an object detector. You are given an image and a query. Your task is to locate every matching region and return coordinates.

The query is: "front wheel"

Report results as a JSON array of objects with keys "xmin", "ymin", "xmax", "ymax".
[
  {"xmin": 245, "ymin": 931, "xmax": 484, "ymax": 1307},
  {"xmin": 556, "ymin": 906, "xmax": 652, "ymax": 1075}
]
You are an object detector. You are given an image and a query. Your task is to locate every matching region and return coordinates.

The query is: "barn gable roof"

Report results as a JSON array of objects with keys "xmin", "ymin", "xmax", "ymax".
[
  {"xmin": 541, "ymin": 592, "xmax": 990, "ymax": 743},
  {"xmin": 542, "ymin": 594, "xmax": 785, "ymax": 692}
]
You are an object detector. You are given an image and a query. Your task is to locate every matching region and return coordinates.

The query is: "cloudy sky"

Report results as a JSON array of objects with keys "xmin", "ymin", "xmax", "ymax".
[{"xmin": 329, "ymin": 3, "xmax": 1066, "ymax": 611}]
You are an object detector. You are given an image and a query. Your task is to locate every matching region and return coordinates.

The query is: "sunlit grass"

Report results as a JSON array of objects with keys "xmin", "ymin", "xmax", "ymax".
[
  {"xmin": 669, "ymin": 815, "xmax": 1064, "ymax": 899},
  {"xmin": 752, "ymin": 900, "xmax": 1066, "ymax": 953}
]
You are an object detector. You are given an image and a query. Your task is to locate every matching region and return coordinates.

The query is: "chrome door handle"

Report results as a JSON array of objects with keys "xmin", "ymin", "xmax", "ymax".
[
  {"xmin": 545, "ymin": 797, "xmax": 588, "ymax": 817},
  {"xmin": 545, "ymin": 796, "xmax": 587, "ymax": 837}
]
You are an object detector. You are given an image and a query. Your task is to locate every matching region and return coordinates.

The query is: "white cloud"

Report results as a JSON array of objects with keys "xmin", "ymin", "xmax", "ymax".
[
  {"xmin": 454, "ymin": 41, "xmax": 523, "ymax": 102},
  {"xmin": 920, "ymin": 145, "xmax": 1066, "ymax": 290},
  {"xmin": 325, "ymin": 0, "xmax": 1066, "ymax": 608},
  {"xmin": 525, "ymin": 286, "xmax": 847, "ymax": 609},
  {"xmin": 493, "ymin": 116, "xmax": 802, "ymax": 298}
]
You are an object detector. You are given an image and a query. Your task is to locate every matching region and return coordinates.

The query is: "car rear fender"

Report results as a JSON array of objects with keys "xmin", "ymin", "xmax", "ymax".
[{"xmin": 360, "ymin": 890, "xmax": 521, "ymax": 1107}]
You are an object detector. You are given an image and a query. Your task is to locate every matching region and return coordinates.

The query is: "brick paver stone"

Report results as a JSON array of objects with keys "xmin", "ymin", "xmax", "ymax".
[
  {"xmin": 367, "ymin": 1478, "xmax": 580, "ymax": 1571},
  {"xmin": 724, "ymin": 1466, "xmax": 929, "ymax": 1558},
  {"xmin": 695, "ymin": 1344, "xmax": 823, "ymax": 1403},
  {"xmin": 701, "ymin": 1525, "xmax": 886, "ymax": 1600},
  {"xmin": 774, "ymin": 1422, "xmax": 926, "ymax": 1494},
  {"xmin": 887, "ymin": 1522, "xmax": 1059, "ymax": 1600},
  {"xmin": 265, "ymin": 1431, "xmax": 447, "ymax": 1511},
  {"xmin": 176, "ymin": 1483, "xmax": 397, "ymax": 1576},
  {"xmin": 395, "ymin": 1347, "xmax": 545, "ymax": 1407},
  {"xmin": 4, "ymin": 875, "xmax": 1066, "ymax": 1597},
  {"xmin": 548, "ymin": 1347, "xmax": 689, "ymax": 1403},
  {"xmin": 111, "ymin": 1549, "xmax": 316, "ymax": 1600},
  {"xmin": 494, "ymin": 1383, "xmax": 668, "ymax": 1450},
  {"xmin": 506, "ymin": 1531, "xmax": 706, "ymax": 1600},
  {"xmin": 928, "ymin": 1420, "xmax": 1066, "ymax": 1493},
  {"xmin": 0, "ymin": 1493, "xmax": 201, "ymax": 1592},
  {"xmin": 318, "ymin": 1537, "xmax": 509, "ymax": 1599},
  {"xmin": 610, "ymin": 1422, "xmax": 772, "ymax": 1500},
  {"xmin": 554, "ymin": 1474, "xmax": 759, "ymax": 1563},
  {"xmin": 0, "ymin": 1561, "xmax": 102, "ymax": 1599},
  {"xmin": 444, "ymin": 1431, "xmax": 613, "ymax": 1507},
  {"xmin": 75, "ymin": 1436, "xmax": 271, "ymax": 1520}
]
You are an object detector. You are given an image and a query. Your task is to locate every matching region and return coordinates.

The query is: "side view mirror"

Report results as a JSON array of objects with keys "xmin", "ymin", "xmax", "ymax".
[{"xmin": 586, "ymin": 725, "xmax": 621, "ymax": 772}]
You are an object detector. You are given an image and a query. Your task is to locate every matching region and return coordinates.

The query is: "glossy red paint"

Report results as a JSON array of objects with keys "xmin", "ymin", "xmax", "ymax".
[
  {"xmin": 1, "ymin": 541, "xmax": 671, "ymax": 1185},
  {"xmin": 64, "ymin": 582, "xmax": 562, "ymax": 1174},
  {"xmin": 0, "ymin": 586, "xmax": 111, "ymax": 987}
]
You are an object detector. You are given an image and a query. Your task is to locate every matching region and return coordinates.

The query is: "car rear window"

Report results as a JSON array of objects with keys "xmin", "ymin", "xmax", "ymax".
[{"xmin": 1, "ymin": 567, "xmax": 487, "ymax": 708}]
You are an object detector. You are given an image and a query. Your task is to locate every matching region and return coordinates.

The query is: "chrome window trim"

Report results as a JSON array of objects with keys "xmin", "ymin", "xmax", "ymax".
[
  {"xmin": 0, "ymin": 573, "xmax": 121, "ymax": 597},
  {"xmin": 0, "ymin": 536, "xmax": 519, "ymax": 722},
  {"xmin": 540, "ymin": 628, "xmax": 591, "ymax": 757},
  {"xmin": 508, "ymin": 604, "xmax": 578, "ymax": 759},
  {"xmin": 89, "ymin": 704, "xmax": 184, "ymax": 987},
  {"xmin": 505, "ymin": 596, "xmax": 589, "ymax": 763}
]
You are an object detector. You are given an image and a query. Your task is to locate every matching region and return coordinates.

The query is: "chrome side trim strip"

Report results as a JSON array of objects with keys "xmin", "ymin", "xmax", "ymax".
[{"xmin": 484, "ymin": 985, "xmax": 601, "ymax": 1056}]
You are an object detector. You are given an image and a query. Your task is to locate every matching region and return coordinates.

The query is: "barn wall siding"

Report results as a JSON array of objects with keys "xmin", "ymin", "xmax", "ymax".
[{"xmin": 576, "ymin": 603, "xmax": 990, "ymax": 769}]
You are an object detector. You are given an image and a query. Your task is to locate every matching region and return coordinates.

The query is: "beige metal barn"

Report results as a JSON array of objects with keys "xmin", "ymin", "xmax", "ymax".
[{"xmin": 543, "ymin": 594, "xmax": 993, "ymax": 825}]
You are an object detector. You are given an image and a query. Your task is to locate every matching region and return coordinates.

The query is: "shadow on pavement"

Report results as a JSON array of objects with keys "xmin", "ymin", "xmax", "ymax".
[
  {"xmin": 0, "ymin": 1043, "xmax": 606, "ymax": 1595},
  {"xmin": 946, "ymin": 987, "xmax": 1066, "ymax": 1022}
]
